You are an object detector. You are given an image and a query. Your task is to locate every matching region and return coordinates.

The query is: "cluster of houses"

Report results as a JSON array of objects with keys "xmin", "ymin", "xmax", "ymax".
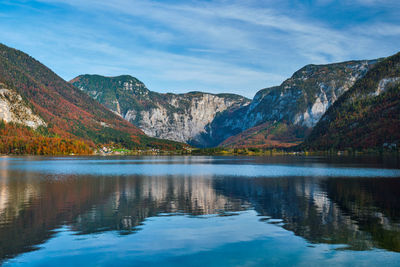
[
  {"xmin": 97, "ymin": 146, "xmax": 162, "ymax": 155},
  {"xmin": 383, "ymin": 143, "xmax": 397, "ymax": 150}
]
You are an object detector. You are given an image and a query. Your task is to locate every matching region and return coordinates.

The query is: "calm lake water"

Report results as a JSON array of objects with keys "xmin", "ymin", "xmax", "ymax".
[{"xmin": 0, "ymin": 155, "xmax": 399, "ymax": 266}]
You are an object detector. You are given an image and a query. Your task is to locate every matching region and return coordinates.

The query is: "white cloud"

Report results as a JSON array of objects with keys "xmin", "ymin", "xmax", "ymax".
[
  {"xmin": 5, "ymin": 0, "xmax": 400, "ymax": 97},
  {"xmin": 36, "ymin": 0, "xmax": 394, "ymax": 62}
]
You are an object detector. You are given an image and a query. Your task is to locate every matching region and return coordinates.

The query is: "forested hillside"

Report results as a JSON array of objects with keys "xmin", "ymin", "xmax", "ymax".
[
  {"xmin": 0, "ymin": 44, "xmax": 185, "ymax": 153},
  {"xmin": 0, "ymin": 121, "xmax": 91, "ymax": 155}
]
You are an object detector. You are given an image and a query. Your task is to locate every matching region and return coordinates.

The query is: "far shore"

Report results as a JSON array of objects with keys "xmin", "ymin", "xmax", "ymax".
[{"xmin": 1, "ymin": 147, "xmax": 398, "ymax": 157}]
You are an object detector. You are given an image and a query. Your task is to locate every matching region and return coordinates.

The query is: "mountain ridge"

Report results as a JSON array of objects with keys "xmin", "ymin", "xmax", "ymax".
[
  {"xmin": 72, "ymin": 58, "xmax": 380, "ymax": 149},
  {"xmin": 71, "ymin": 74, "xmax": 250, "ymax": 146},
  {"xmin": 211, "ymin": 59, "xmax": 378, "ymax": 148}
]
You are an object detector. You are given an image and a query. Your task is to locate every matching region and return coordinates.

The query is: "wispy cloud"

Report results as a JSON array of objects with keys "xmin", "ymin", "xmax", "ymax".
[{"xmin": 1, "ymin": 0, "xmax": 399, "ymax": 97}]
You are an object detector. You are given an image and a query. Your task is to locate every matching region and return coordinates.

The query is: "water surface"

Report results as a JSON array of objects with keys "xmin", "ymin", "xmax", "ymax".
[{"xmin": 0, "ymin": 155, "xmax": 399, "ymax": 266}]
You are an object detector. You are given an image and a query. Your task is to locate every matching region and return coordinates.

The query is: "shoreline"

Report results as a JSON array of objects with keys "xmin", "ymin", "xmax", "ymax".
[{"xmin": 1, "ymin": 149, "xmax": 398, "ymax": 157}]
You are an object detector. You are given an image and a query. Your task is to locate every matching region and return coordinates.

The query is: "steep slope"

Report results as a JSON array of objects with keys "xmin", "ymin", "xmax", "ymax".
[
  {"xmin": 0, "ymin": 43, "xmax": 183, "ymax": 150},
  {"xmin": 211, "ymin": 59, "xmax": 378, "ymax": 148},
  {"xmin": 71, "ymin": 75, "xmax": 250, "ymax": 146},
  {"xmin": 304, "ymin": 52, "xmax": 400, "ymax": 151}
]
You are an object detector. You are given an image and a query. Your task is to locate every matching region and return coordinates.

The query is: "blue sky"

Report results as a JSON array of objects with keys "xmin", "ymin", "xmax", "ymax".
[{"xmin": 1, "ymin": 0, "xmax": 399, "ymax": 98}]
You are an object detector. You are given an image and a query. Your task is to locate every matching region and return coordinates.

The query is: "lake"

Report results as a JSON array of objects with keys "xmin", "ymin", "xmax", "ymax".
[{"xmin": 0, "ymin": 155, "xmax": 399, "ymax": 266}]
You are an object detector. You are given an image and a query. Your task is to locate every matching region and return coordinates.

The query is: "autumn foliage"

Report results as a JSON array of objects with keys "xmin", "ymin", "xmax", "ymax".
[
  {"xmin": 221, "ymin": 121, "xmax": 309, "ymax": 149},
  {"xmin": 0, "ymin": 43, "xmax": 143, "ymax": 147},
  {"xmin": 0, "ymin": 121, "xmax": 92, "ymax": 155}
]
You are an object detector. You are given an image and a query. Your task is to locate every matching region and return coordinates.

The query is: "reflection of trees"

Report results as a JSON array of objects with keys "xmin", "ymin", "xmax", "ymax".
[
  {"xmin": 321, "ymin": 178, "xmax": 400, "ymax": 252},
  {"xmin": 213, "ymin": 177, "xmax": 400, "ymax": 252},
  {"xmin": 0, "ymin": 171, "xmax": 115, "ymax": 262}
]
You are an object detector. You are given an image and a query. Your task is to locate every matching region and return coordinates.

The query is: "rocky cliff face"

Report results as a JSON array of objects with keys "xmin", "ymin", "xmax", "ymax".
[
  {"xmin": 207, "ymin": 59, "xmax": 378, "ymax": 147},
  {"xmin": 71, "ymin": 75, "xmax": 250, "ymax": 145},
  {"xmin": 137, "ymin": 92, "xmax": 249, "ymax": 145},
  {"xmin": 0, "ymin": 83, "xmax": 45, "ymax": 128}
]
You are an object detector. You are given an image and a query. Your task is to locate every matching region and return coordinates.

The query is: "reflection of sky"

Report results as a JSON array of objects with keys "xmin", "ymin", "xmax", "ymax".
[
  {"xmin": 5, "ymin": 210, "xmax": 400, "ymax": 267},
  {"xmin": 2, "ymin": 157, "xmax": 400, "ymax": 177}
]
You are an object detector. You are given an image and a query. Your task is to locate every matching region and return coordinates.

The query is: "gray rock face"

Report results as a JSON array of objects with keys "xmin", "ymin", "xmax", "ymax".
[
  {"xmin": 0, "ymin": 83, "xmax": 46, "ymax": 128},
  {"xmin": 372, "ymin": 77, "xmax": 400, "ymax": 96},
  {"xmin": 71, "ymin": 75, "xmax": 250, "ymax": 146},
  {"xmin": 136, "ymin": 92, "xmax": 249, "ymax": 144},
  {"xmin": 205, "ymin": 59, "xmax": 377, "ymax": 147}
]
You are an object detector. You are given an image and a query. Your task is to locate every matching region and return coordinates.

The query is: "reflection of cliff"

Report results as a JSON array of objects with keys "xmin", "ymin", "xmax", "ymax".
[
  {"xmin": 72, "ymin": 176, "xmax": 245, "ymax": 234},
  {"xmin": 214, "ymin": 177, "xmax": 400, "ymax": 252}
]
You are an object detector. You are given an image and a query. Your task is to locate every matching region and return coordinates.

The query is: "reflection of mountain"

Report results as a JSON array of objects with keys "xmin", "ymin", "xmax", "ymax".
[
  {"xmin": 0, "ymin": 173, "xmax": 243, "ymax": 261},
  {"xmin": 72, "ymin": 176, "xmax": 245, "ymax": 235},
  {"xmin": 0, "ymin": 169, "xmax": 400, "ymax": 263},
  {"xmin": 322, "ymin": 178, "xmax": 400, "ymax": 251},
  {"xmin": 213, "ymin": 177, "xmax": 400, "ymax": 252}
]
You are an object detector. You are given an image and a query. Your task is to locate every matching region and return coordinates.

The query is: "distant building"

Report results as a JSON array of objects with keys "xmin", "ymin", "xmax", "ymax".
[{"xmin": 383, "ymin": 143, "xmax": 397, "ymax": 149}]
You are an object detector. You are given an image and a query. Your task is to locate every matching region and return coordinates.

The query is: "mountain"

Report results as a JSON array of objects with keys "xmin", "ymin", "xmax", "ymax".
[
  {"xmin": 208, "ymin": 59, "xmax": 378, "ymax": 148},
  {"xmin": 0, "ymin": 43, "xmax": 184, "ymax": 152},
  {"xmin": 304, "ymin": 52, "xmax": 400, "ymax": 151},
  {"xmin": 72, "ymin": 59, "xmax": 379, "ymax": 149},
  {"xmin": 71, "ymin": 74, "xmax": 250, "ymax": 146}
]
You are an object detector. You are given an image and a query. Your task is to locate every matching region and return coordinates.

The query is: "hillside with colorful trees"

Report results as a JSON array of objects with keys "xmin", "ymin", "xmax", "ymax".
[
  {"xmin": 0, "ymin": 43, "xmax": 185, "ymax": 154},
  {"xmin": 220, "ymin": 121, "xmax": 309, "ymax": 149},
  {"xmin": 0, "ymin": 121, "xmax": 92, "ymax": 155},
  {"xmin": 304, "ymin": 52, "xmax": 400, "ymax": 151}
]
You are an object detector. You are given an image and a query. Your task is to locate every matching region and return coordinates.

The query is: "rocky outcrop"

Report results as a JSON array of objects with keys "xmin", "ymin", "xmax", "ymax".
[
  {"xmin": 137, "ymin": 92, "xmax": 249, "ymax": 145},
  {"xmin": 71, "ymin": 75, "xmax": 250, "ymax": 146},
  {"xmin": 0, "ymin": 83, "xmax": 45, "ymax": 128},
  {"xmin": 373, "ymin": 77, "xmax": 400, "ymax": 96}
]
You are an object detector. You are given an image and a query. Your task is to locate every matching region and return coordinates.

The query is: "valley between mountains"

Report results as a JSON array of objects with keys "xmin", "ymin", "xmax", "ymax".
[{"xmin": 0, "ymin": 43, "xmax": 399, "ymax": 155}]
